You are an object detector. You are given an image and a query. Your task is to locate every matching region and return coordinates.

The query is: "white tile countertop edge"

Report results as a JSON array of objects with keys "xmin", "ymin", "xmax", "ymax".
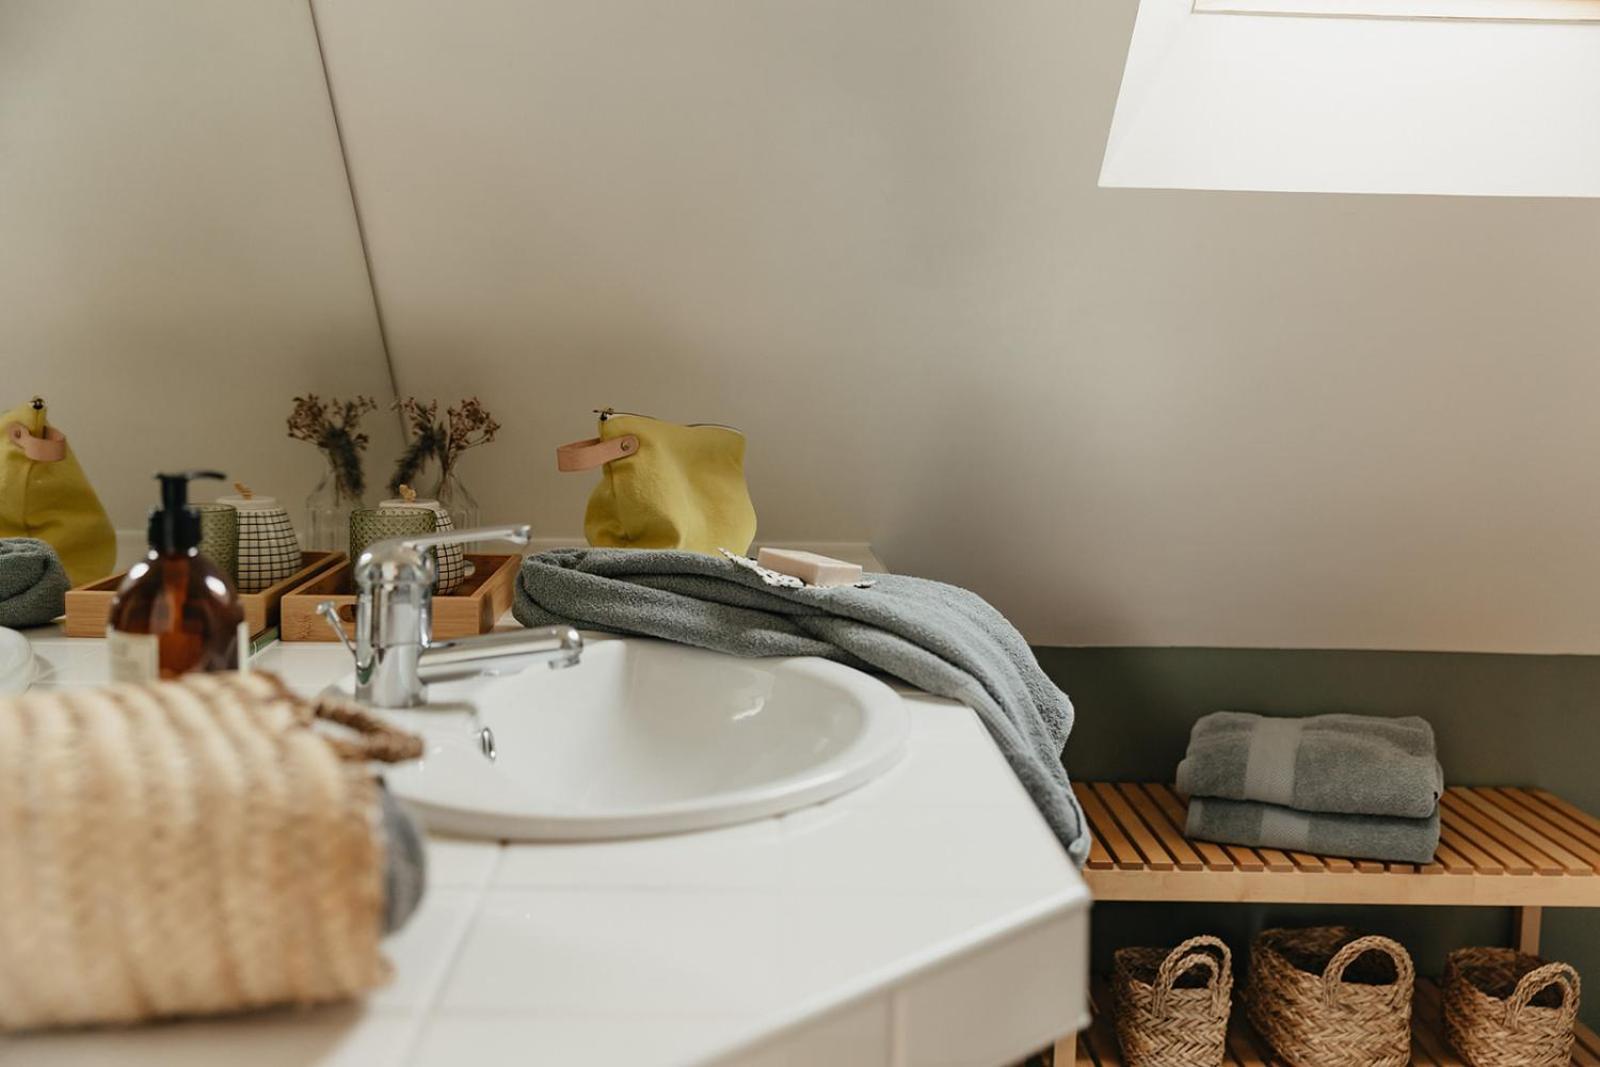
[{"xmin": 697, "ymin": 894, "xmax": 1090, "ymax": 1066}]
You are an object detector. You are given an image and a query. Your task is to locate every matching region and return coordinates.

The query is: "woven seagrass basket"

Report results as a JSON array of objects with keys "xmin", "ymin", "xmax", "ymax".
[
  {"xmin": 1113, "ymin": 935, "xmax": 1233, "ymax": 1067},
  {"xmin": 1444, "ymin": 947, "xmax": 1580, "ymax": 1067},
  {"xmin": 1245, "ymin": 926, "xmax": 1414, "ymax": 1067},
  {"xmin": 0, "ymin": 671, "xmax": 422, "ymax": 1031}
]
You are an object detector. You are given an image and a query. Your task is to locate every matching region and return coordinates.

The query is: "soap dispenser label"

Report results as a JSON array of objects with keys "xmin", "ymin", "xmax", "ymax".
[{"xmin": 108, "ymin": 630, "xmax": 160, "ymax": 683}]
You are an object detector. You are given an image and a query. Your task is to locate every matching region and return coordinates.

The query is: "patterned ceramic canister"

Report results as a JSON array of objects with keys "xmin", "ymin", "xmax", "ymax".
[
  {"xmin": 348, "ymin": 507, "xmax": 436, "ymax": 563},
  {"xmin": 378, "ymin": 496, "xmax": 466, "ymax": 593},
  {"xmin": 193, "ymin": 503, "xmax": 239, "ymax": 584},
  {"xmin": 214, "ymin": 491, "xmax": 302, "ymax": 594}
]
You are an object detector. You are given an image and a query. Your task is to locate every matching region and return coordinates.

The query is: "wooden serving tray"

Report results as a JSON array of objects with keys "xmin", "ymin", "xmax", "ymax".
[
  {"xmin": 279, "ymin": 553, "xmax": 521, "ymax": 642},
  {"xmin": 63, "ymin": 551, "xmax": 344, "ymax": 639}
]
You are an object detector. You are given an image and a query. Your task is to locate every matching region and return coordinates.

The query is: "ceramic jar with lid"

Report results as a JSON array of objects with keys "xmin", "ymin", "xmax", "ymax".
[
  {"xmin": 377, "ymin": 495, "xmax": 466, "ymax": 594},
  {"xmin": 212, "ymin": 490, "xmax": 302, "ymax": 593}
]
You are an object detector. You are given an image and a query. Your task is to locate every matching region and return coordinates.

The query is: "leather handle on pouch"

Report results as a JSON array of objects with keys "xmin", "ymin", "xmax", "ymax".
[
  {"xmin": 556, "ymin": 435, "xmax": 639, "ymax": 472},
  {"xmin": 5, "ymin": 422, "xmax": 67, "ymax": 462}
]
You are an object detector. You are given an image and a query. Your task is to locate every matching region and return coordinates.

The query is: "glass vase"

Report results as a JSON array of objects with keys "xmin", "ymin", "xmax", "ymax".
[
  {"xmin": 305, "ymin": 469, "xmax": 363, "ymax": 553},
  {"xmin": 431, "ymin": 466, "xmax": 480, "ymax": 530}
]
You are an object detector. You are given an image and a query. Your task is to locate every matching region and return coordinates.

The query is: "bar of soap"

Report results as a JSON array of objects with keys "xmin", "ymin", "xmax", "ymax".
[{"xmin": 756, "ymin": 547, "xmax": 863, "ymax": 588}]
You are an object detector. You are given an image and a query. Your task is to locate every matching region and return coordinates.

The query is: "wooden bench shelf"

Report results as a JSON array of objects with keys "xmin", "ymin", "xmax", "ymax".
[
  {"xmin": 1081, "ymin": 783, "xmax": 1600, "ymax": 912},
  {"xmin": 1074, "ymin": 974, "xmax": 1600, "ymax": 1066},
  {"xmin": 1064, "ymin": 784, "xmax": 1600, "ymax": 1066}
]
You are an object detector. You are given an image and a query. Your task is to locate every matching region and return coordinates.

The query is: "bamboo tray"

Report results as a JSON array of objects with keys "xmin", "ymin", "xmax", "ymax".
[
  {"xmin": 1074, "ymin": 972, "xmax": 1600, "ymax": 1066},
  {"xmin": 279, "ymin": 553, "xmax": 520, "ymax": 642},
  {"xmin": 62, "ymin": 551, "xmax": 344, "ymax": 639}
]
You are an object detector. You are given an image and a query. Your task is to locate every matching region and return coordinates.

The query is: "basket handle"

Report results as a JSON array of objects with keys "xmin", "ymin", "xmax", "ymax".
[
  {"xmin": 1504, "ymin": 962, "xmax": 1581, "ymax": 1032},
  {"xmin": 311, "ymin": 698, "xmax": 425, "ymax": 763},
  {"xmin": 1322, "ymin": 935, "xmax": 1415, "ymax": 1011},
  {"xmin": 1152, "ymin": 935, "xmax": 1233, "ymax": 1018}
]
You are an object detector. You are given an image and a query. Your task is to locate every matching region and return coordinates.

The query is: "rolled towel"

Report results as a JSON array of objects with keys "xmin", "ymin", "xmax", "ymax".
[
  {"xmin": 0, "ymin": 537, "xmax": 71, "ymax": 628},
  {"xmin": 1187, "ymin": 796, "xmax": 1440, "ymax": 865},
  {"xmin": 1176, "ymin": 710, "xmax": 1442, "ymax": 819}
]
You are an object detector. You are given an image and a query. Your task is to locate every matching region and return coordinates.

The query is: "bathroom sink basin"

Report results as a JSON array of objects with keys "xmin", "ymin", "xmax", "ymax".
[{"xmin": 363, "ymin": 636, "xmax": 909, "ymax": 840}]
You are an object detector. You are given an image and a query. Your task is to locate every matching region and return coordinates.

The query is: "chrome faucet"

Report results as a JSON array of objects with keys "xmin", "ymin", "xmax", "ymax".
[{"xmin": 319, "ymin": 523, "xmax": 582, "ymax": 708}]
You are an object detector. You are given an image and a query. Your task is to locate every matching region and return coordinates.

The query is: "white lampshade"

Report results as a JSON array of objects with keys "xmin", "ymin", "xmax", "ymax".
[{"xmin": 1100, "ymin": 0, "xmax": 1600, "ymax": 197}]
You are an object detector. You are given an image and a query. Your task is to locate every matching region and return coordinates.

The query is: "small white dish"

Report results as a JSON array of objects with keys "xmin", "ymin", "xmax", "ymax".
[{"xmin": 0, "ymin": 627, "xmax": 35, "ymax": 694}]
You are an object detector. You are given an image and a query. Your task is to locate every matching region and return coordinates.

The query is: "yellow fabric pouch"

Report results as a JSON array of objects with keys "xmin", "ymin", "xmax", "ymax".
[
  {"xmin": 556, "ymin": 410, "xmax": 757, "ymax": 556},
  {"xmin": 1, "ymin": 398, "xmax": 117, "ymax": 585}
]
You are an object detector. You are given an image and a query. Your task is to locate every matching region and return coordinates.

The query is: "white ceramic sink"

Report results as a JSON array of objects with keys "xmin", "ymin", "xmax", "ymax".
[{"xmin": 363, "ymin": 636, "xmax": 909, "ymax": 840}]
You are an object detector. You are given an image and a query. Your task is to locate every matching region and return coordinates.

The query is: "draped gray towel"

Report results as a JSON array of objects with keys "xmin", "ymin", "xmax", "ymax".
[{"xmin": 513, "ymin": 547, "xmax": 1089, "ymax": 866}]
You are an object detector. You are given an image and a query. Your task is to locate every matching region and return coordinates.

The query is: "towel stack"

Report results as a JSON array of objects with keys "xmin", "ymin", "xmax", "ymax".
[{"xmin": 1176, "ymin": 711, "xmax": 1443, "ymax": 864}]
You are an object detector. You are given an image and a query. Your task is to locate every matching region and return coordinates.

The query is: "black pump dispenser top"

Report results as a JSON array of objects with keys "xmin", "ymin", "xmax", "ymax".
[{"xmin": 149, "ymin": 470, "xmax": 226, "ymax": 554}]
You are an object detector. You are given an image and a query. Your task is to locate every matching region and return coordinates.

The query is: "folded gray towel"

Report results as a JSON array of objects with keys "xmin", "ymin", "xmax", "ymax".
[
  {"xmin": 513, "ymin": 548, "xmax": 1089, "ymax": 866},
  {"xmin": 1175, "ymin": 710, "xmax": 1442, "ymax": 819},
  {"xmin": 0, "ymin": 538, "xmax": 71, "ymax": 628},
  {"xmin": 1187, "ymin": 796, "xmax": 1440, "ymax": 865}
]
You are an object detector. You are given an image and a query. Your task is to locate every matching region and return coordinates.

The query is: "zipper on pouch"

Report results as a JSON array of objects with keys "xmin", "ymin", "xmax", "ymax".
[{"xmin": 595, "ymin": 408, "xmax": 741, "ymax": 433}]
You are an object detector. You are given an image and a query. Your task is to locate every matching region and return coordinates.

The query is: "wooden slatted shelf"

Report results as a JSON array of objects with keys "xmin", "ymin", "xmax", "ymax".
[
  {"xmin": 1074, "ymin": 974, "xmax": 1600, "ymax": 1066},
  {"xmin": 1082, "ymin": 784, "xmax": 1600, "ymax": 911}
]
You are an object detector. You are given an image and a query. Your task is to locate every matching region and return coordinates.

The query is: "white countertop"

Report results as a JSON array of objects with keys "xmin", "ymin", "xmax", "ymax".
[{"xmin": 4, "ymin": 626, "xmax": 1090, "ymax": 1067}]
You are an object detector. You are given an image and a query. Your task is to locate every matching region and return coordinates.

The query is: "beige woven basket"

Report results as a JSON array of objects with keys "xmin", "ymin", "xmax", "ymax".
[
  {"xmin": 0, "ymin": 671, "xmax": 422, "ymax": 1032},
  {"xmin": 1444, "ymin": 947, "xmax": 1580, "ymax": 1067},
  {"xmin": 1245, "ymin": 926, "xmax": 1414, "ymax": 1067},
  {"xmin": 1113, "ymin": 934, "xmax": 1234, "ymax": 1067}
]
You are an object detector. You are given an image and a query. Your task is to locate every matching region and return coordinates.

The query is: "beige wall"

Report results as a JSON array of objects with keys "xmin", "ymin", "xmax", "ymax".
[
  {"xmin": 312, "ymin": 0, "xmax": 1600, "ymax": 653},
  {"xmin": 1, "ymin": 0, "xmax": 397, "ymax": 530},
  {"xmin": 9, "ymin": 2, "xmax": 1600, "ymax": 653}
]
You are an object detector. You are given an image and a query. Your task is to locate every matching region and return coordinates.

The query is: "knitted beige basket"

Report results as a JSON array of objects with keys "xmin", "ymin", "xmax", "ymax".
[
  {"xmin": 0, "ymin": 671, "xmax": 422, "ymax": 1032},
  {"xmin": 1245, "ymin": 926, "xmax": 1414, "ymax": 1067},
  {"xmin": 1444, "ymin": 947, "xmax": 1580, "ymax": 1067},
  {"xmin": 1113, "ymin": 934, "xmax": 1233, "ymax": 1067}
]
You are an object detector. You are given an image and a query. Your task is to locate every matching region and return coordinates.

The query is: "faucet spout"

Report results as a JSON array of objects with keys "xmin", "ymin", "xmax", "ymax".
[{"xmin": 420, "ymin": 626, "xmax": 583, "ymax": 673}]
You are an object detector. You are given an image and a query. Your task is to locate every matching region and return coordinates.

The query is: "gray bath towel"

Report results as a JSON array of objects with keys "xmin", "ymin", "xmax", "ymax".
[
  {"xmin": 1176, "ymin": 711, "xmax": 1442, "ymax": 819},
  {"xmin": 513, "ymin": 548, "xmax": 1088, "ymax": 866},
  {"xmin": 1187, "ymin": 796, "xmax": 1440, "ymax": 865},
  {"xmin": 0, "ymin": 538, "xmax": 71, "ymax": 628}
]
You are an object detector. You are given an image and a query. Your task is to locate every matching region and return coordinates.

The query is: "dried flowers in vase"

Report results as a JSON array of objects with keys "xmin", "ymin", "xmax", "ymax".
[
  {"xmin": 388, "ymin": 397, "xmax": 501, "ymax": 528},
  {"xmin": 287, "ymin": 394, "xmax": 379, "ymax": 551}
]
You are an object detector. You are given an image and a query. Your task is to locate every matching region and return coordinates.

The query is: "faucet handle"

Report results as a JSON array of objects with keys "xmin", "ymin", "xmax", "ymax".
[
  {"xmin": 398, "ymin": 523, "xmax": 532, "ymax": 553},
  {"xmin": 318, "ymin": 600, "xmax": 357, "ymax": 656}
]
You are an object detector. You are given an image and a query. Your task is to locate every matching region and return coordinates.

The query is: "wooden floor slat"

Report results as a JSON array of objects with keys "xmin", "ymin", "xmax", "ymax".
[
  {"xmin": 1118, "ymin": 782, "xmax": 1205, "ymax": 871},
  {"xmin": 1079, "ymin": 787, "xmax": 1143, "ymax": 871},
  {"xmin": 1084, "ymin": 784, "xmax": 1600, "ymax": 907},
  {"xmin": 1149, "ymin": 783, "xmax": 1235, "ymax": 871},
  {"xmin": 1458, "ymin": 789, "xmax": 1592, "ymax": 874},
  {"xmin": 1091, "ymin": 782, "xmax": 1174, "ymax": 872},
  {"xmin": 1080, "ymin": 977, "xmax": 1596, "ymax": 1066},
  {"xmin": 1442, "ymin": 791, "xmax": 1557, "ymax": 876},
  {"xmin": 1488, "ymin": 789, "xmax": 1600, "ymax": 870}
]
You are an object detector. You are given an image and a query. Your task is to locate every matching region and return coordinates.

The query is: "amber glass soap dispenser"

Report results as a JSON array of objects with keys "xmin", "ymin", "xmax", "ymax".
[{"xmin": 108, "ymin": 470, "xmax": 247, "ymax": 682}]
